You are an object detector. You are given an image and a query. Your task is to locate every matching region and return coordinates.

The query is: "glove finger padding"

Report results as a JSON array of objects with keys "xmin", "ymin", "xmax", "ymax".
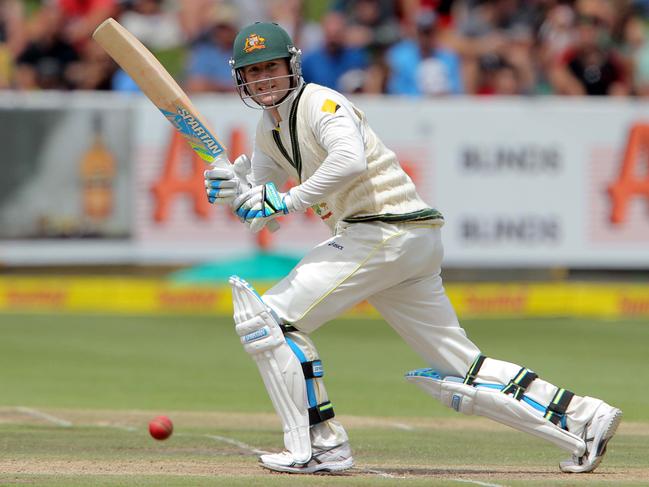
[
  {"xmin": 233, "ymin": 183, "xmax": 289, "ymax": 221},
  {"xmin": 205, "ymin": 179, "xmax": 238, "ymax": 189},
  {"xmin": 204, "ymin": 165, "xmax": 234, "ymax": 180},
  {"xmin": 206, "ymin": 180, "xmax": 241, "ymax": 204},
  {"xmin": 250, "ymin": 217, "xmax": 271, "ymax": 233},
  {"xmin": 204, "ymin": 162, "xmax": 240, "ymax": 204},
  {"xmin": 232, "ymin": 154, "xmax": 252, "ymax": 181},
  {"xmin": 233, "ymin": 188, "xmax": 264, "ymax": 220},
  {"xmin": 232, "ymin": 185, "xmax": 256, "ymax": 208},
  {"xmin": 207, "ymin": 189, "xmax": 239, "ymax": 204}
]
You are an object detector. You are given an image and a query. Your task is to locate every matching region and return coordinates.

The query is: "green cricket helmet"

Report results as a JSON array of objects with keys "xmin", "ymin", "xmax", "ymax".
[{"xmin": 229, "ymin": 22, "xmax": 303, "ymax": 109}]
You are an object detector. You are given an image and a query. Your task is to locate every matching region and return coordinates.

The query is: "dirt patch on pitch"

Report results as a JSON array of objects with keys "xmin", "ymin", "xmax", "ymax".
[
  {"xmin": 2, "ymin": 459, "xmax": 647, "ymax": 483},
  {"xmin": 0, "ymin": 458, "xmax": 258, "ymax": 477},
  {"xmin": 1, "ymin": 407, "xmax": 647, "ymax": 484},
  {"xmin": 355, "ymin": 465, "xmax": 649, "ymax": 483}
]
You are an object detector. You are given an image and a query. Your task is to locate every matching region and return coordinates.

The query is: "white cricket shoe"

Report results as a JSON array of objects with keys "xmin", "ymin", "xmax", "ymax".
[
  {"xmin": 559, "ymin": 403, "xmax": 622, "ymax": 473},
  {"xmin": 259, "ymin": 442, "xmax": 354, "ymax": 474}
]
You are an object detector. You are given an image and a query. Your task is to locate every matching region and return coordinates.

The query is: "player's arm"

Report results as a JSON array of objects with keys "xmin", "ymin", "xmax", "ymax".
[
  {"xmin": 284, "ymin": 91, "xmax": 366, "ymax": 212},
  {"xmin": 232, "ymin": 91, "xmax": 366, "ymax": 230},
  {"xmin": 249, "ymin": 145, "xmax": 289, "ymax": 189}
]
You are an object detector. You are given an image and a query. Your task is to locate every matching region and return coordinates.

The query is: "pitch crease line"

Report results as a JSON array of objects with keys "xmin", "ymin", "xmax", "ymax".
[
  {"xmin": 15, "ymin": 407, "xmax": 72, "ymax": 427},
  {"xmin": 360, "ymin": 468, "xmax": 401, "ymax": 478},
  {"xmin": 101, "ymin": 423, "xmax": 138, "ymax": 432},
  {"xmin": 205, "ymin": 434, "xmax": 270, "ymax": 456},
  {"xmin": 454, "ymin": 478, "xmax": 505, "ymax": 487}
]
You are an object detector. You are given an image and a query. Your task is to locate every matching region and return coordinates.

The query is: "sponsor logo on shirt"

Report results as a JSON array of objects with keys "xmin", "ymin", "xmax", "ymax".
[
  {"xmin": 328, "ymin": 241, "xmax": 344, "ymax": 250},
  {"xmin": 312, "ymin": 202, "xmax": 333, "ymax": 221},
  {"xmin": 321, "ymin": 99, "xmax": 340, "ymax": 114}
]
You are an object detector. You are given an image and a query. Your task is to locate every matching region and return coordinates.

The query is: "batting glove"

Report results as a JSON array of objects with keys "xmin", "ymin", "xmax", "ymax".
[
  {"xmin": 232, "ymin": 182, "xmax": 293, "ymax": 233},
  {"xmin": 204, "ymin": 154, "xmax": 251, "ymax": 204}
]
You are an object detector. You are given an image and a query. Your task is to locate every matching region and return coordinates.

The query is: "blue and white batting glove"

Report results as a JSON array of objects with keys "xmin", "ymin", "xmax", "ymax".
[
  {"xmin": 232, "ymin": 182, "xmax": 293, "ymax": 233},
  {"xmin": 204, "ymin": 154, "xmax": 251, "ymax": 204}
]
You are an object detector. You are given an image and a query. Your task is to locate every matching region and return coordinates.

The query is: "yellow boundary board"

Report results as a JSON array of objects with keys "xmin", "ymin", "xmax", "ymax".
[{"xmin": 0, "ymin": 277, "xmax": 648, "ymax": 318}]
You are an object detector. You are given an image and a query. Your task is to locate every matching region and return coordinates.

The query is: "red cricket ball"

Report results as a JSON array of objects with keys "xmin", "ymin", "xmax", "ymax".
[{"xmin": 148, "ymin": 415, "xmax": 173, "ymax": 440}]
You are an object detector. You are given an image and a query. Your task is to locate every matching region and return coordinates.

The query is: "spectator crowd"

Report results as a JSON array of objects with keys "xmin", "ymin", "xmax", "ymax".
[{"xmin": 1, "ymin": 0, "xmax": 649, "ymax": 97}]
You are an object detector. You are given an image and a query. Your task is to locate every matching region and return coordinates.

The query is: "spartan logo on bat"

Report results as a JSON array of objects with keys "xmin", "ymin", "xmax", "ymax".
[{"xmin": 244, "ymin": 33, "xmax": 266, "ymax": 53}]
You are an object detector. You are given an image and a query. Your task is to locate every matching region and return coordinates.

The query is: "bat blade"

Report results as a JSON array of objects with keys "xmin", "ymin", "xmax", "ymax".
[
  {"xmin": 93, "ymin": 18, "xmax": 227, "ymax": 164},
  {"xmin": 93, "ymin": 18, "xmax": 279, "ymax": 232}
]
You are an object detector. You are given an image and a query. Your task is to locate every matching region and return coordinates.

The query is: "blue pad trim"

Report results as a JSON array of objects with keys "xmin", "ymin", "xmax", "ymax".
[
  {"xmin": 472, "ymin": 382, "xmax": 546, "ymax": 414},
  {"xmin": 285, "ymin": 337, "xmax": 317, "ymax": 408},
  {"xmin": 406, "ymin": 369, "xmax": 558, "ymax": 420},
  {"xmin": 405, "ymin": 368, "xmax": 442, "ymax": 380}
]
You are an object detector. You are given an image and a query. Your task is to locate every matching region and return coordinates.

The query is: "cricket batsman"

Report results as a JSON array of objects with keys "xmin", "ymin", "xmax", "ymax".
[{"xmin": 204, "ymin": 21, "xmax": 622, "ymax": 474}]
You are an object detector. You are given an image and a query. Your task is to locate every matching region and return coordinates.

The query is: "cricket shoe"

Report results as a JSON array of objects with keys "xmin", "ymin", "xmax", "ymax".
[
  {"xmin": 559, "ymin": 403, "xmax": 622, "ymax": 473},
  {"xmin": 259, "ymin": 442, "xmax": 354, "ymax": 474}
]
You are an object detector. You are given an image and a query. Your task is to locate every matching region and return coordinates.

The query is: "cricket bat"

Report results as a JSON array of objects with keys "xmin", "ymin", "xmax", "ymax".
[{"xmin": 92, "ymin": 18, "xmax": 279, "ymax": 231}]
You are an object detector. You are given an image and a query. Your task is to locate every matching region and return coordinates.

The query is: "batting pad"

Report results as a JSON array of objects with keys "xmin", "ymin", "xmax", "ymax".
[
  {"xmin": 230, "ymin": 276, "xmax": 311, "ymax": 464},
  {"xmin": 406, "ymin": 368, "xmax": 586, "ymax": 456}
]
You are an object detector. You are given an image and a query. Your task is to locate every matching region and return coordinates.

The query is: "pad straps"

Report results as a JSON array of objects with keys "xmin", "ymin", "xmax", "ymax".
[
  {"xmin": 464, "ymin": 355, "xmax": 538, "ymax": 402},
  {"xmin": 284, "ymin": 334, "xmax": 336, "ymax": 427},
  {"xmin": 302, "ymin": 359, "xmax": 324, "ymax": 379},
  {"xmin": 280, "ymin": 324, "xmax": 299, "ymax": 333},
  {"xmin": 544, "ymin": 388, "xmax": 574, "ymax": 428},
  {"xmin": 462, "ymin": 354, "xmax": 573, "ymax": 428},
  {"xmin": 502, "ymin": 367, "xmax": 538, "ymax": 400},
  {"xmin": 463, "ymin": 354, "xmax": 486, "ymax": 386},
  {"xmin": 309, "ymin": 401, "xmax": 335, "ymax": 425}
]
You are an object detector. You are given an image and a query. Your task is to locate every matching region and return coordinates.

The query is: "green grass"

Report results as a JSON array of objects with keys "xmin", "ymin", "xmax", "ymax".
[
  {"xmin": 0, "ymin": 313, "xmax": 646, "ymax": 419},
  {"xmin": 0, "ymin": 312, "xmax": 648, "ymax": 485}
]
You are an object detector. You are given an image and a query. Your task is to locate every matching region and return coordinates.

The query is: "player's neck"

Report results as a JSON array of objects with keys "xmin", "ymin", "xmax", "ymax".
[{"xmin": 269, "ymin": 107, "xmax": 281, "ymax": 124}]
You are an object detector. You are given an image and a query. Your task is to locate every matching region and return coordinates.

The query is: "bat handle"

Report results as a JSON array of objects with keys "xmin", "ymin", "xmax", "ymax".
[{"xmin": 267, "ymin": 220, "xmax": 280, "ymax": 233}]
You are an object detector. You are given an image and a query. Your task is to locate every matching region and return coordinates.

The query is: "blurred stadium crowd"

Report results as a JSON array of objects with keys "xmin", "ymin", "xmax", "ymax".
[{"xmin": 1, "ymin": 0, "xmax": 649, "ymax": 96}]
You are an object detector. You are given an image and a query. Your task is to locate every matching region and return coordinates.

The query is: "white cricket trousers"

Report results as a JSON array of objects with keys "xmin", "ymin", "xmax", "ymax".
[
  {"xmin": 263, "ymin": 221, "xmax": 602, "ymax": 448},
  {"xmin": 264, "ymin": 221, "xmax": 479, "ymax": 377}
]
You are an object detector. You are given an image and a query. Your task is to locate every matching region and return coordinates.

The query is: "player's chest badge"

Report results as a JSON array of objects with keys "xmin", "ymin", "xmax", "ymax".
[{"xmin": 312, "ymin": 202, "xmax": 333, "ymax": 221}]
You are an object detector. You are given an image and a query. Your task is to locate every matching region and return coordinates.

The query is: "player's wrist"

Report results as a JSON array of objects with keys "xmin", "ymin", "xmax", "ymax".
[{"xmin": 281, "ymin": 190, "xmax": 295, "ymax": 214}]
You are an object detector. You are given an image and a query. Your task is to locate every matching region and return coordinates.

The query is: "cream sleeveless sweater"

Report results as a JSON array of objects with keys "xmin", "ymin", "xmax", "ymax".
[{"xmin": 254, "ymin": 83, "xmax": 443, "ymax": 232}]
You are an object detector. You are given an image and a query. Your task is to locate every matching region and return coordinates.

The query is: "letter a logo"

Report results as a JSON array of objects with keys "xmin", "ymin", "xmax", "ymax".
[
  {"xmin": 608, "ymin": 123, "xmax": 649, "ymax": 225},
  {"xmin": 151, "ymin": 129, "xmax": 211, "ymax": 222}
]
